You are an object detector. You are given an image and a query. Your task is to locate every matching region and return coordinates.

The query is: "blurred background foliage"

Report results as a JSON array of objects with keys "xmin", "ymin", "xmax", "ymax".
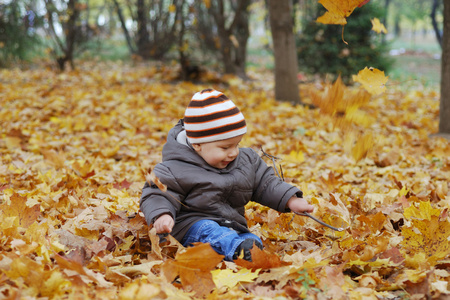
[
  {"xmin": 0, "ymin": 0, "xmax": 443, "ymax": 86},
  {"xmin": 296, "ymin": 2, "xmax": 393, "ymax": 82}
]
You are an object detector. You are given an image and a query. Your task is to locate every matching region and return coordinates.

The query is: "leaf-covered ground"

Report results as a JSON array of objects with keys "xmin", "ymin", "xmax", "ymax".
[{"xmin": 0, "ymin": 62, "xmax": 449, "ymax": 299}]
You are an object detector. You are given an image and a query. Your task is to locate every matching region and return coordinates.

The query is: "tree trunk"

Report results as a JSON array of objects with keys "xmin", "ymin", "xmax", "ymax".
[
  {"xmin": 213, "ymin": 0, "xmax": 235, "ymax": 74},
  {"xmin": 232, "ymin": 0, "xmax": 250, "ymax": 78},
  {"xmin": 136, "ymin": 0, "xmax": 150, "ymax": 58},
  {"xmin": 268, "ymin": 0, "xmax": 300, "ymax": 103},
  {"xmin": 439, "ymin": 0, "xmax": 450, "ymax": 134},
  {"xmin": 394, "ymin": 16, "xmax": 401, "ymax": 37},
  {"xmin": 208, "ymin": 0, "xmax": 250, "ymax": 77},
  {"xmin": 431, "ymin": 0, "xmax": 442, "ymax": 48}
]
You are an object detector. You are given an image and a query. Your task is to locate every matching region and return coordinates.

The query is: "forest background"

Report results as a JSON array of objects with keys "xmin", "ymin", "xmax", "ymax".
[{"xmin": 1, "ymin": 0, "xmax": 450, "ymax": 299}]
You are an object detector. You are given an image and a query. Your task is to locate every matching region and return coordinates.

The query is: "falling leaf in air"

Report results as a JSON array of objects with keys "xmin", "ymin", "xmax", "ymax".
[
  {"xmin": 350, "ymin": 131, "xmax": 374, "ymax": 161},
  {"xmin": 352, "ymin": 67, "xmax": 388, "ymax": 95},
  {"xmin": 371, "ymin": 18, "xmax": 387, "ymax": 34},
  {"xmin": 145, "ymin": 168, "xmax": 167, "ymax": 192},
  {"xmin": 310, "ymin": 75, "xmax": 372, "ymax": 129},
  {"xmin": 316, "ymin": 0, "xmax": 369, "ymax": 25}
]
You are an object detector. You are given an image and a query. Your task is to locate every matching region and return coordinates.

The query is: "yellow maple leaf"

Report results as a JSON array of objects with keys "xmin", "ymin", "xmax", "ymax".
[
  {"xmin": 286, "ymin": 150, "xmax": 305, "ymax": 163},
  {"xmin": 371, "ymin": 18, "xmax": 387, "ymax": 34},
  {"xmin": 403, "ymin": 201, "xmax": 440, "ymax": 220},
  {"xmin": 0, "ymin": 193, "xmax": 40, "ymax": 229},
  {"xmin": 316, "ymin": 0, "xmax": 368, "ymax": 25},
  {"xmin": 211, "ymin": 268, "xmax": 259, "ymax": 289},
  {"xmin": 352, "ymin": 67, "xmax": 388, "ymax": 95},
  {"xmin": 401, "ymin": 204, "xmax": 450, "ymax": 265}
]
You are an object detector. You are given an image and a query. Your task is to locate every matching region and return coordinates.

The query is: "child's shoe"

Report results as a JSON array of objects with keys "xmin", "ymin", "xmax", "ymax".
[{"xmin": 233, "ymin": 239, "xmax": 263, "ymax": 261}]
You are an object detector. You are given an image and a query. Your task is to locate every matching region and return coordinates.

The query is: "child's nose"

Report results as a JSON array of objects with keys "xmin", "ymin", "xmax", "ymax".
[{"xmin": 229, "ymin": 148, "xmax": 238, "ymax": 157}]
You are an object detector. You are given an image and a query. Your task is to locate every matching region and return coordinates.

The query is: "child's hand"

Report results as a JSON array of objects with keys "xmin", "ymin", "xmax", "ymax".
[
  {"xmin": 153, "ymin": 214, "xmax": 174, "ymax": 234},
  {"xmin": 287, "ymin": 196, "xmax": 314, "ymax": 214}
]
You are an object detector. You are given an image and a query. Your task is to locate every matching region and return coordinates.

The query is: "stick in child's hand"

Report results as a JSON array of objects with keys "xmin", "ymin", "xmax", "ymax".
[{"xmin": 294, "ymin": 211, "xmax": 346, "ymax": 232}]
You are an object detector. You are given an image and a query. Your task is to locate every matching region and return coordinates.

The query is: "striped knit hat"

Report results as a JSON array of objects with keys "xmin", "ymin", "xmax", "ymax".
[{"xmin": 184, "ymin": 89, "xmax": 247, "ymax": 144}]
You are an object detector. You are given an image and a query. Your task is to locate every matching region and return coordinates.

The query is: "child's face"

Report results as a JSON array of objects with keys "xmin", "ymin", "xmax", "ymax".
[{"xmin": 192, "ymin": 135, "xmax": 244, "ymax": 169}]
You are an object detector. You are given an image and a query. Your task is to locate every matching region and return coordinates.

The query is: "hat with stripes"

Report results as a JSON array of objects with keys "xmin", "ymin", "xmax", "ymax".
[{"xmin": 184, "ymin": 89, "xmax": 247, "ymax": 144}]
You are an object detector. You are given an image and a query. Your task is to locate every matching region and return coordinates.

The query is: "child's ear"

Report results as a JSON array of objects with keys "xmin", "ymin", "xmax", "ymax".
[{"xmin": 192, "ymin": 144, "xmax": 201, "ymax": 152}]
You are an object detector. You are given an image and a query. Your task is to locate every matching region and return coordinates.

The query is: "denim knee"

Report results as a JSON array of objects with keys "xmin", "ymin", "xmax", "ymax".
[{"xmin": 181, "ymin": 219, "xmax": 263, "ymax": 261}]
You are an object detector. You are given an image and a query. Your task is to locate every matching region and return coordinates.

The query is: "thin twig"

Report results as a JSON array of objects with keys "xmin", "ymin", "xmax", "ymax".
[
  {"xmin": 261, "ymin": 148, "xmax": 346, "ymax": 232},
  {"xmin": 294, "ymin": 212, "xmax": 345, "ymax": 232}
]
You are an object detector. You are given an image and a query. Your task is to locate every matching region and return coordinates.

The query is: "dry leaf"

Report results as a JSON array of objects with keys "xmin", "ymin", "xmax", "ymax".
[
  {"xmin": 1, "ymin": 61, "xmax": 447, "ymax": 299},
  {"xmin": 316, "ymin": 0, "xmax": 369, "ymax": 25},
  {"xmin": 161, "ymin": 243, "xmax": 223, "ymax": 296},
  {"xmin": 0, "ymin": 193, "xmax": 40, "ymax": 229},
  {"xmin": 352, "ymin": 67, "xmax": 389, "ymax": 95},
  {"xmin": 145, "ymin": 169, "xmax": 167, "ymax": 192},
  {"xmin": 211, "ymin": 268, "xmax": 259, "ymax": 289},
  {"xmin": 371, "ymin": 18, "xmax": 388, "ymax": 34}
]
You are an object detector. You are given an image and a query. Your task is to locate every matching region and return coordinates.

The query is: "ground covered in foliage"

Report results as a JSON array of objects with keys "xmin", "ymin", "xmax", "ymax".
[{"xmin": 0, "ymin": 62, "xmax": 449, "ymax": 299}]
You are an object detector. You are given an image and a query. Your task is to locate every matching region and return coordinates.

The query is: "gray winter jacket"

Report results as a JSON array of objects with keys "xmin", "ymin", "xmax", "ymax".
[{"xmin": 140, "ymin": 120, "xmax": 303, "ymax": 242}]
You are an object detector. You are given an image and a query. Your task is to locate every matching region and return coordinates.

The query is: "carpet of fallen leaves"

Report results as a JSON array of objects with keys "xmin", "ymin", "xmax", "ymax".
[{"xmin": 0, "ymin": 61, "xmax": 449, "ymax": 299}]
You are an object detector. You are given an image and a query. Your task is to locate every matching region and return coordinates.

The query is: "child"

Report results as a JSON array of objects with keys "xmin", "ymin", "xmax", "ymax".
[{"xmin": 140, "ymin": 89, "xmax": 314, "ymax": 261}]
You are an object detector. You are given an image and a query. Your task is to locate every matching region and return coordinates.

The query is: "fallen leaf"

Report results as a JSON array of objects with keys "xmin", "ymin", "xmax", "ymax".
[
  {"xmin": 0, "ymin": 193, "xmax": 40, "ymax": 229},
  {"xmin": 161, "ymin": 243, "xmax": 223, "ymax": 297},
  {"xmin": 211, "ymin": 268, "xmax": 259, "ymax": 289},
  {"xmin": 235, "ymin": 246, "xmax": 288, "ymax": 271}
]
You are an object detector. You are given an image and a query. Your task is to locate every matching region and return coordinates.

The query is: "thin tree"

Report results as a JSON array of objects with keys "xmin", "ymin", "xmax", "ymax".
[
  {"xmin": 44, "ymin": 0, "xmax": 82, "ymax": 70},
  {"xmin": 194, "ymin": 0, "xmax": 251, "ymax": 78},
  {"xmin": 112, "ymin": 0, "xmax": 136, "ymax": 55},
  {"xmin": 113, "ymin": 0, "xmax": 183, "ymax": 60},
  {"xmin": 431, "ymin": 0, "xmax": 442, "ymax": 48}
]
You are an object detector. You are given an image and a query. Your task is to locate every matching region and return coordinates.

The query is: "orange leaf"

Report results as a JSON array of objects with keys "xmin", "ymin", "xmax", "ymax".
[
  {"xmin": 235, "ymin": 246, "xmax": 289, "ymax": 271},
  {"xmin": 161, "ymin": 243, "xmax": 223, "ymax": 296},
  {"xmin": 145, "ymin": 168, "xmax": 167, "ymax": 192},
  {"xmin": 41, "ymin": 149, "xmax": 66, "ymax": 169},
  {"xmin": 0, "ymin": 193, "xmax": 40, "ymax": 229}
]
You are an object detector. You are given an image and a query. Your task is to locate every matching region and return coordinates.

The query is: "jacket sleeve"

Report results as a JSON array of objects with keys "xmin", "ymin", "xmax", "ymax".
[
  {"xmin": 139, "ymin": 164, "xmax": 185, "ymax": 226},
  {"xmin": 250, "ymin": 150, "xmax": 303, "ymax": 213}
]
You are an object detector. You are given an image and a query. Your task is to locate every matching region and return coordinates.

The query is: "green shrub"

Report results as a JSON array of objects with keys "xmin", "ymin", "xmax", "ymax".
[
  {"xmin": 0, "ymin": 2, "xmax": 41, "ymax": 67},
  {"xmin": 297, "ymin": 2, "xmax": 393, "ymax": 82}
]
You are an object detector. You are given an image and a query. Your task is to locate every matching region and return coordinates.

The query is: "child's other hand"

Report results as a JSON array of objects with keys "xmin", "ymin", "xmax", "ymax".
[
  {"xmin": 287, "ymin": 196, "xmax": 314, "ymax": 214},
  {"xmin": 154, "ymin": 214, "xmax": 174, "ymax": 234}
]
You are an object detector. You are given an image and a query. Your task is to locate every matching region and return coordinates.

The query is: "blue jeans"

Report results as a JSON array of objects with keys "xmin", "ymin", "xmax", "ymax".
[{"xmin": 181, "ymin": 219, "xmax": 263, "ymax": 261}]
